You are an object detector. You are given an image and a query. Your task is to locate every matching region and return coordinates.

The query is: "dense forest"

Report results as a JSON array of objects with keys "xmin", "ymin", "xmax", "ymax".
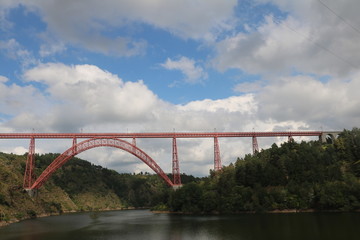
[
  {"xmin": 0, "ymin": 152, "xmax": 186, "ymax": 224},
  {"xmin": 165, "ymin": 128, "xmax": 360, "ymax": 213},
  {"xmin": 1, "ymin": 128, "xmax": 360, "ymax": 225}
]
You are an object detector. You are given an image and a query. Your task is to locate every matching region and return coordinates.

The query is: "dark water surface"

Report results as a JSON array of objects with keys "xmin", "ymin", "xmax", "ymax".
[{"xmin": 0, "ymin": 210, "xmax": 359, "ymax": 240}]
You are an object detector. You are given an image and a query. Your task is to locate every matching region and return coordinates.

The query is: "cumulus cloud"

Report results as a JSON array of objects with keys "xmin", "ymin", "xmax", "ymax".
[
  {"xmin": 38, "ymin": 33, "xmax": 66, "ymax": 57},
  {"xmin": 0, "ymin": 39, "xmax": 38, "ymax": 67},
  {"xmin": 234, "ymin": 81, "xmax": 265, "ymax": 93},
  {"xmin": 2, "ymin": 0, "xmax": 237, "ymax": 56},
  {"xmin": 19, "ymin": 63, "xmax": 163, "ymax": 131},
  {"xmin": 213, "ymin": 0, "xmax": 360, "ymax": 77},
  {"xmin": 2, "ymin": 62, "xmax": 359, "ymax": 176},
  {"xmin": 0, "ymin": 0, "xmax": 21, "ymax": 30},
  {"xmin": 3, "ymin": 1, "xmax": 360, "ymax": 177},
  {"xmin": 161, "ymin": 56, "xmax": 208, "ymax": 84},
  {"xmin": 0, "ymin": 63, "xmax": 360, "ymax": 175},
  {"xmin": 0, "ymin": 63, "xmax": 298, "ymax": 175},
  {"xmin": 0, "ymin": 75, "xmax": 49, "ymax": 118},
  {"xmin": 180, "ymin": 95, "xmax": 257, "ymax": 114},
  {"xmin": 258, "ymin": 74, "xmax": 360, "ymax": 129}
]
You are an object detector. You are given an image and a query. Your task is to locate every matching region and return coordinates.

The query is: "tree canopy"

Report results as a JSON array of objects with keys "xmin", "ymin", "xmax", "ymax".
[{"xmin": 166, "ymin": 128, "xmax": 360, "ymax": 213}]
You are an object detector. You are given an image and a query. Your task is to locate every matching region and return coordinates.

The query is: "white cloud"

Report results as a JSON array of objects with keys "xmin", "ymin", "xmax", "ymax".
[
  {"xmin": 0, "ymin": 39, "xmax": 38, "ymax": 67},
  {"xmin": 234, "ymin": 81, "xmax": 265, "ymax": 93},
  {"xmin": 180, "ymin": 95, "xmax": 257, "ymax": 114},
  {"xmin": 0, "ymin": 75, "xmax": 8, "ymax": 83},
  {"xmin": 1, "ymin": 63, "xmax": 360, "ymax": 176},
  {"xmin": 258, "ymin": 74, "xmax": 360, "ymax": 129},
  {"xmin": 213, "ymin": 0, "xmax": 360, "ymax": 77},
  {"xmin": 0, "ymin": 75, "xmax": 49, "ymax": 118},
  {"xmin": 20, "ymin": 63, "xmax": 163, "ymax": 131},
  {"xmin": 0, "ymin": 63, "xmax": 295, "ymax": 175},
  {"xmin": 38, "ymin": 33, "xmax": 66, "ymax": 57},
  {"xmin": 161, "ymin": 56, "xmax": 208, "ymax": 84},
  {"xmin": 2, "ymin": 0, "xmax": 237, "ymax": 56},
  {"xmin": 3, "ymin": 0, "xmax": 360, "ymax": 178},
  {"xmin": 0, "ymin": 0, "xmax": 21, "ymax": 30}
]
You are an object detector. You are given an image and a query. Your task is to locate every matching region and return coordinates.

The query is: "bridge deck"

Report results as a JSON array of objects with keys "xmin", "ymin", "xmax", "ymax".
[{"xmin": 0, "ymin": 131, "xmax": 333, "ymax": 139}]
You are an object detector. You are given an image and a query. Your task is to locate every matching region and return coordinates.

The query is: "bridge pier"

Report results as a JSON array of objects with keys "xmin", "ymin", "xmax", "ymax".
[
  {"xmin": 172, "ymin": 137, "xmax": 181, "ymax": 185},
  {"xmin": 0, "ymin": 130, "xmax": 337, "ymax": 191},
  {"xmin": 252, "ymin": 136, "xmax": 259, "ymax": 154},
  {"xmin": 23, "ymin": 137, "xmax": 35, "ymax": 189},
  {"xmin": 214, "ymin": 137, "xmax": 222, "ymax": 171}
]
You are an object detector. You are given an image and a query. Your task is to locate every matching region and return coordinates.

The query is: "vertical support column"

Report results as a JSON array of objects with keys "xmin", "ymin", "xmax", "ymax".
[
  {"xmin": 23, "ymin": 137, "xmax": 35, "ymax": 189},
  {"xmin": 132, "ymin": 137, "xmax": 137, "ymax": 153},
  {"xmin": 72, "ymin": 137, "xmax": 77, "ymax": 155},
  {"xmin": 214, "ymin": 136, "xmax": 222, "ymax": 171},
  {"xmin": 252, "ymin": 136, "xmax": 259, "ymax": 155},
  {"xmin": 172, "ymin": 137, "xmax": 181, "ymax": 186}
]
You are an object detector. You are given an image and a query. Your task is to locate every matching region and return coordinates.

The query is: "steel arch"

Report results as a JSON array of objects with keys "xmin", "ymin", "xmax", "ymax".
[{"xmin": 30, "ymin": 138, "xmax": 173, "ymax": 189}]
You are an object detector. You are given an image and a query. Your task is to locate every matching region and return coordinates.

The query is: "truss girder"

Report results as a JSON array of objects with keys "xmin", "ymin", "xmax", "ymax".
[
  {"xmin": 0, "ymin": 131, "xmax": 327, "ymax": 139},
  {"xmin": 30, "ymin": 138, "xmax": 173, "ymax": 189},
  {"xmin": 0, "ymin": 130, "xmax": 339, "ymax": 191}
]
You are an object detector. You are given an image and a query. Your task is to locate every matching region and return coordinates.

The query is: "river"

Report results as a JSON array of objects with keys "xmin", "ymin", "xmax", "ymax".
[{"xmin": 0, "ymin": 210, "xmax": 359, "ymax": 240}]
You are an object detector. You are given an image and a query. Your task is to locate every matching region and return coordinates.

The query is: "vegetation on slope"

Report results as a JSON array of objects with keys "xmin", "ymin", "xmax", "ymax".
[
  {"xmin": 166, "ymin": 128, "xmax": 360, "ymax": 213},
  {"xmin": 2, "ymin": 128, "xmax": 360, "ymax": 225},
  {"xmin": 0, "ymin": 153, "xmax": 176, "ymax": 225}
]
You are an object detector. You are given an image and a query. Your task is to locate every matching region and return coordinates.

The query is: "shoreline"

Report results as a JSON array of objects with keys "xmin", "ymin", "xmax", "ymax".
[
  {"xmin": 2, "ymin": 208, "xmax": 359, "ymax": 228},
  {"xmin": 151, "ymin": 208, "xmax": 360, "ymax": 215},
  {"xmin": 0, "ymin": 206, "xmax": 140, "ymax": 228}
]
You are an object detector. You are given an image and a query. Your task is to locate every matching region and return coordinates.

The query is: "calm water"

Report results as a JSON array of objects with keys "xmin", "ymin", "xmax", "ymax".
[{"xmin": 0, "ymin": 210, "xmax": 359, "ymax": 240}]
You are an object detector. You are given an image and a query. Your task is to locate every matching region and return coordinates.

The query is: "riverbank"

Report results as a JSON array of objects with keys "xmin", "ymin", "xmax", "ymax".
[
  {"xmin": 0, "ymin": 152, "xmax": 169, "ymax": 229},
  {"xmin": 0, "ymin": 206, "xmax": 141, "ymax": 228},
  {"xmin": 0, "ymin": 208, "xmax": 313, "ymax": 227},
  {"xmin": 3, "ymin": 206, "xmax": 359, "ymax": 228},
  {"xmin": 2, "ymin": 209, "xmax": 360, "ymax": 240},
  {"xmin": 151, "ymin": 208, "xmax": 360, "ymax": 215}
]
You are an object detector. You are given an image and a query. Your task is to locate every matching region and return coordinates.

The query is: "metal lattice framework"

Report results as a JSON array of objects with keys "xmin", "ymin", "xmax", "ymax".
[
  {"xmin": 252, "ymin": 136, "xmax": 259, "ymax": 155},
  {"xmin": 0, "ymin": 131, "xmax": 327, "ymax": 139},
  {"xmin": 30, "ymin": 138, "xmax": 173, "ymax": 189},
  {"xmin": 0, "ymin": 130, "xmax": 340, "ymax": 190},
  {"xmin": 23, "ymin": 137, "xmax": 35, "ymax": 189},
  {"xmin": 172, "ymin": 137, "xmax": 181, "ymax": 185},
  {"xmin": 214, "ymin": 137, "xmax": 222, "ymax": 171}
]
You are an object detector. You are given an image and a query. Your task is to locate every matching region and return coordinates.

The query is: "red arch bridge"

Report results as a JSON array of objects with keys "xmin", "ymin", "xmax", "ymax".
[{"xmin": 0, "ymin": 131, "xmax": 340, "ymax": 191}]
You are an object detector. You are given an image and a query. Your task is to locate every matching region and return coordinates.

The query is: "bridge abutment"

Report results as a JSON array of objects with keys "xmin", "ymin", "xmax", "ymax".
[
  {"xmin": 25, "ymin": 189, "xmax": 38, "ymax": 198},
  {"xmin": 172, "ymin": 184, "xmax": 182, "ymax": 190},
  {"xmin": 320, "ymin": 131, "xmax": 341, "ymax": 143}
]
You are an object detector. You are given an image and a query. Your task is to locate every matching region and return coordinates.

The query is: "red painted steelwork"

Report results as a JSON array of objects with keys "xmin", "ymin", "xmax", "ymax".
[
  {"xmin": 23, "ymin": 137, "xmax": 35, "ymax": 189},
  {"xmin": 214, "ymin": 137, "xmax": 222, "ymax": 171},
  {"xmin": 0, "ymin": 131, "xmax": 324, "ymax": 139},
  {"xmin": 172, "ymin": 138, "xmax": 181, "ymax": 185},
  {"xmin": 30, "ymin": 138, "xmax": 173, "ymax": 189},
  {"xmin": 252, "ymin": 136, "xmax": 259, "ymax": 155},
  {"xmin": 0, "ymin": 131, "xmax": 331, "ymax": 190}
]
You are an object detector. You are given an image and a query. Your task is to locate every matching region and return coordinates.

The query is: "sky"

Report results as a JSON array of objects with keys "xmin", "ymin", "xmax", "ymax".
[{"xmin": 1, "ymin": 0, "xmax": 360, "ymax": 177}]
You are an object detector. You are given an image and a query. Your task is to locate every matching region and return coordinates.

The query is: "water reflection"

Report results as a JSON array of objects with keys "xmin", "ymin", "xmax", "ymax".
[{"xmin": 0, "ymin": 210, "xmax": 359, "ymax": 240}]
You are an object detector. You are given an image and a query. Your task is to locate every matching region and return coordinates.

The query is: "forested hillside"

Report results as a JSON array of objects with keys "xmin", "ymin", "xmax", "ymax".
[
  {"xmin": 2, "ymin": 128, "xmax": 360, "ymax": 226},
  {"xmin": 0, "ymin": 152, "xmax": 178, "ymax": 225},
  {"xmin": 167, "ymin": 128, "xmax": 360, "ymax": 213}
]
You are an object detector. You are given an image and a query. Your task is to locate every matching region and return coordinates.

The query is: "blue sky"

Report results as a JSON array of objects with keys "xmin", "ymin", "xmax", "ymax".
[
  {"xmin": 0, "ymin": 1, "xmax": 274, "ymax": 104},
  {"xmin": 1, "ymin": 0, "xmax": 360, "ymax": 176}
]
